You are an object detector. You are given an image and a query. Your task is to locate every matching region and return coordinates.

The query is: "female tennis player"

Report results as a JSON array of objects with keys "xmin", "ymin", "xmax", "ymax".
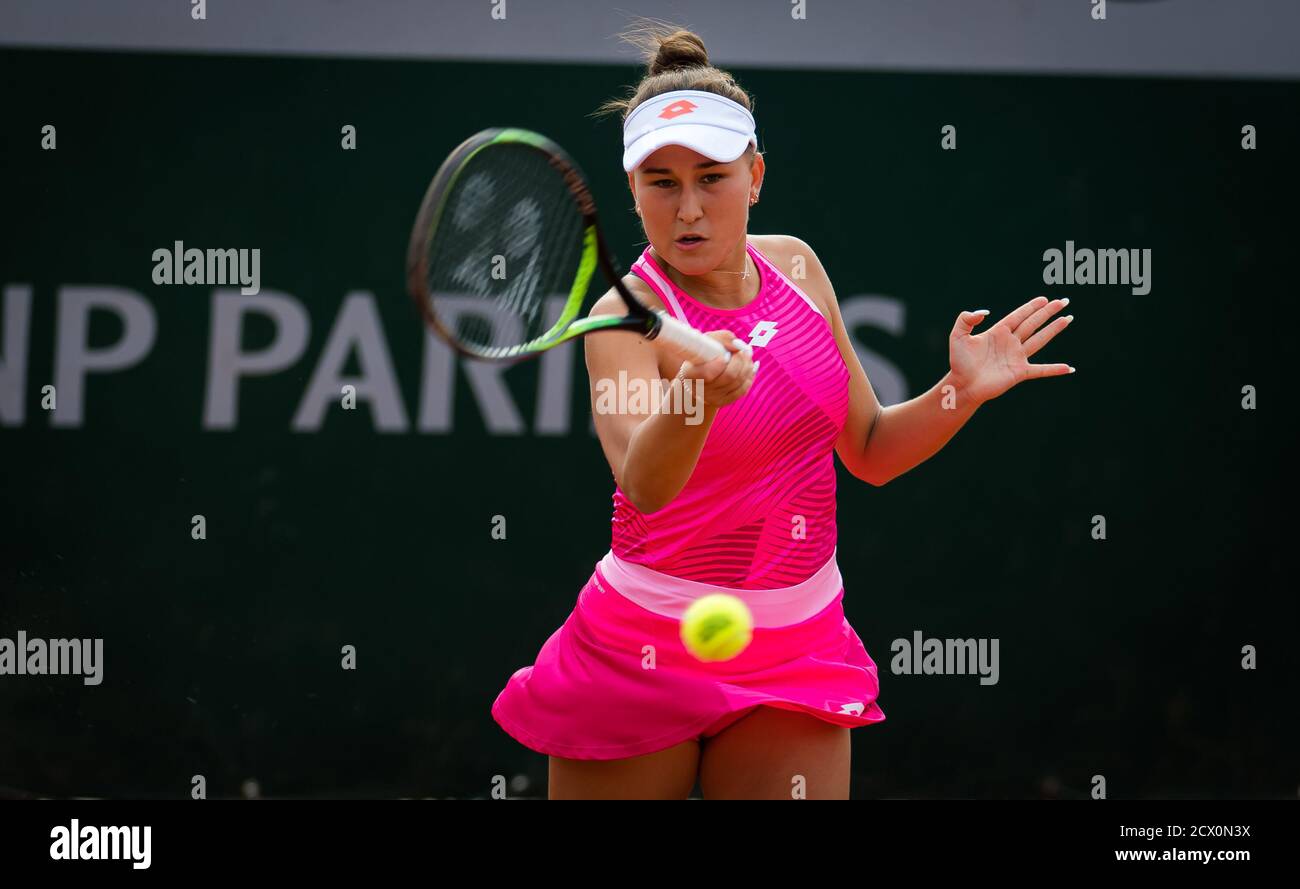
[{"xmin": 491, "ymin": 26, "xmax": 1073, "ymax": 799}]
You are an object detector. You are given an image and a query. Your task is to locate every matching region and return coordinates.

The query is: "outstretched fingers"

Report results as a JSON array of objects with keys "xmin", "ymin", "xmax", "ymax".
[
  {"xmin": 998, "ymin": 296, "xmax": 1050, "ymax": 334},
  {"xmin": 1023, "ymin": 362, "xmax": 1075, "ymax": 380},
  {"xmin": 1013, "ymin": 297, "xmax": 1070, "ymax": 342},
  {"xmin": 1022, "ymin": 312, "xmax": 1073, "ymax": 358}
]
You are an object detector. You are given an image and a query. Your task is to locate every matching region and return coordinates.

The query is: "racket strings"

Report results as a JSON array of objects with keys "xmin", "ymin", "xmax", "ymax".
[{"xmin": 424, "ymin": 143, "xmax": 587, "ymax": 356}]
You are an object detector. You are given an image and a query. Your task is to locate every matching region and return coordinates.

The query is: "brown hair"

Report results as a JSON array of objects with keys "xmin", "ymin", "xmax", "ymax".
[{"xmin": 593, "ymin": 20, "xmax": 758, "ymax": 164}]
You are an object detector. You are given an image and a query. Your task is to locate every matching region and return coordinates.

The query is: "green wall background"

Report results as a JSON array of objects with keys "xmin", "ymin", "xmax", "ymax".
[{"xmin": 0, "ymin": 48, "xmax": 1295, "ymax": 797}]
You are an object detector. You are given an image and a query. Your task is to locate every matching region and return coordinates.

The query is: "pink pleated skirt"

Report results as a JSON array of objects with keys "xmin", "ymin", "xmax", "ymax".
[{"xmin": 491, "ymin": 548, "xmax": 886, "ymax": 761}]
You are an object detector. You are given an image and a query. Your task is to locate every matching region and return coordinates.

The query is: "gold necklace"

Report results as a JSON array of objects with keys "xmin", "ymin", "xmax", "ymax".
[{"xmin": 711, "ymin": 254, "xmax": 752, "ymax": 278}]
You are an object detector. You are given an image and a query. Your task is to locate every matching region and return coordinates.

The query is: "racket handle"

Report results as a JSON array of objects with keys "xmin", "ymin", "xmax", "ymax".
[{"xmin": 652, "ymin": 310, "xmax": 732, "ymax": 363}]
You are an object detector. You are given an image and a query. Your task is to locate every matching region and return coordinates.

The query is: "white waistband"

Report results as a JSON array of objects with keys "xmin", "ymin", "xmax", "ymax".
[{"xmin": 595, "ymin": 547, "xmax": 843, "ymax": 628}]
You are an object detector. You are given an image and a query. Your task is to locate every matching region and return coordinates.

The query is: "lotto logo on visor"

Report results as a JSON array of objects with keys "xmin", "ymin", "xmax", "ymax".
[
  {"xmin": 622, "ymin": 89, "xmax": 758, "ymax": 172},
  {"xmin": 659, "ymin": 100, "xmax": 698, "ymax": 119}
]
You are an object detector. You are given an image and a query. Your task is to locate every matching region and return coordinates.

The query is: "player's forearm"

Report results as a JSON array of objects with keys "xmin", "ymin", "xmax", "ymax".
[
  {"xmin": 621, "ymin": 383, "xmax": 719, "ymax": 514},
  {"xmin": 857, "ymin": 371, "xmax": 982, "ymax": 486}
]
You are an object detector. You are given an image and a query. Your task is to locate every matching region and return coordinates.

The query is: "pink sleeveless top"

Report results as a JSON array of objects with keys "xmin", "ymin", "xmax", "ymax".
[{"xmin": 608, "ymin": 240, "xmax": 850, "ymax": 590}]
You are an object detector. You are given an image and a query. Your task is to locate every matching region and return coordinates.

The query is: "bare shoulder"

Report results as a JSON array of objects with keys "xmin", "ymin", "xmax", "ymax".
[
  {"xmin": 588, "ymin": 272, "xmax": 666, "ymax": 318},
  {"xmin": 749, "ymin": 234, "xmax": 835, "ymax": 315},
  {"xmin": 585, "ymin": 272, "xmax": 676, "ymax": 379},
  {"xmin": 750, "ymin": 233, "xmax": 819, "ymax": 273},
  {"xmin": 749, "ymin": 233, "xmax": 801, "ymax": 261}
]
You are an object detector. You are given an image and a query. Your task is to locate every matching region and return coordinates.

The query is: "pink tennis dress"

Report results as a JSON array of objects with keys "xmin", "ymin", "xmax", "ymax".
[{"xmin": 491, "ymin": 240, "xmax": 886, "ymax": 760}]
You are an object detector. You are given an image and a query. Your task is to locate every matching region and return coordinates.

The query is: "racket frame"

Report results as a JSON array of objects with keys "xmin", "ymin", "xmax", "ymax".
[{"xmin": 406, "ymin": 127, "xmax": 729, "ymax": 365}]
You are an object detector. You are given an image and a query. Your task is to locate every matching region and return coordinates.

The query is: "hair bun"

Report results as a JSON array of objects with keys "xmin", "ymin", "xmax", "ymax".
[
  {"xmin": 592, "ymin": 23, "xmax": 751, "ymax": 125},
  {"xmin": 649, "ymin": 30, "xmax": 709, "ymax": 76}
]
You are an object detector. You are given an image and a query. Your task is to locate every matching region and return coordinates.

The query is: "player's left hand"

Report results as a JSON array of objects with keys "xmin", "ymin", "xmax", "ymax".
[{"xmin": 948, "ymin": 296, "xmax": 1074, "ymax": 406}]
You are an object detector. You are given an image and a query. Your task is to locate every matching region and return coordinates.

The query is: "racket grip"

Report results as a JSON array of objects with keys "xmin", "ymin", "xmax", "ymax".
[{"xmin": 652, "ymin": 310, "xmax": 732, "ymax": 363}]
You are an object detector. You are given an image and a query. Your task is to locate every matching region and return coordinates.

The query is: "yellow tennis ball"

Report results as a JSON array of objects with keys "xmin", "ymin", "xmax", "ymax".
[{"xmin": 680, "ymin": 593, "xmax": 753, "ymax": 662}]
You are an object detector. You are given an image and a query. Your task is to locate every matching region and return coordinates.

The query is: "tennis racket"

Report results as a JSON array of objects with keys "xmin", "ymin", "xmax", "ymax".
[{"xmin": 405, "ymin": 127, "xmax": 731, "ymax": 365}]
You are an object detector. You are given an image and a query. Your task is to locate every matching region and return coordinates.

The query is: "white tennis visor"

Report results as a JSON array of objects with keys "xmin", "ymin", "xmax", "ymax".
[{"xmin": 622, "ymin": 89, "xmax": 758, "ymax": 173}]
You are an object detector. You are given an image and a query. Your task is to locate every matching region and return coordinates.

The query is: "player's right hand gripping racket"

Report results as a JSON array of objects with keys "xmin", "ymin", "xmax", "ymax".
[{"xmin": 405, "ymin": 127, "xmax": 731, "ymax": 365}]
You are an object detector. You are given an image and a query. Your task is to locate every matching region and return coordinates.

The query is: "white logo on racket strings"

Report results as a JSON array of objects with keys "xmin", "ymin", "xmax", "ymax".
[
  {"xmin": 746, "ymin": 321, "xmax": 778, "ymax": 348},
  {"xmin": 446, "ymin": 173, "xmax": 545, "ymax": 329}
]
